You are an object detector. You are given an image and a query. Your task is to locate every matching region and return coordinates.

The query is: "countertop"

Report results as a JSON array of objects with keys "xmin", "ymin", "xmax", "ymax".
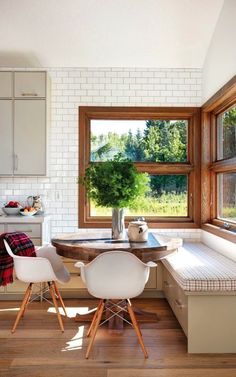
[{"xmin": 0, "ymin": 214, "xmax": 51, "ymax": 223}]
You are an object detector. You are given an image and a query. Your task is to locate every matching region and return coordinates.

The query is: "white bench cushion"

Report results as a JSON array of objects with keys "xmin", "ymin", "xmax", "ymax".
[{"xmin": 162, "ymin": 242, "xmax": 236, "ymax": 291}]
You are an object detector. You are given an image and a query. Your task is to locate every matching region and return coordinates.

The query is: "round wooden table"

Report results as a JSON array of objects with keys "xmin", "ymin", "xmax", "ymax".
[{"xmin": 51, "ymin": 231, "xmax": 182, "ymax": 263}]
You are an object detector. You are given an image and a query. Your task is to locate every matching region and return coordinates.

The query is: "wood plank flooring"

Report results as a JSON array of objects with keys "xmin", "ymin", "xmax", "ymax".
[{"xmin": 0, "ymin": 298, "xmax": 236, "ymax": 377}]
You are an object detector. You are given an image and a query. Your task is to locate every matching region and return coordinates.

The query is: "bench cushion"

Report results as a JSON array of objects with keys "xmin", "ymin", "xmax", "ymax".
[{"xmin": 162, "ymin": 242, "xmax": 236, "ymax": 291}]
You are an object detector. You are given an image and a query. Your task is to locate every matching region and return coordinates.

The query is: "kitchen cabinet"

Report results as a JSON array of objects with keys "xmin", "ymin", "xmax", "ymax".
[
  {"xmin": 0, "ymin": 70, "xmax": 49, "ymax": 176},
  {"xmin": 163, "ymin": 266, "xmax": 188, "ymax": 336},
  {"xmin": 0, "ymin": 71, "xmax": 12, "ymax": 97},
  {"xmin": 0, "ymin": 100, "xmax": 13, "ymax": 175},
  {"xmin": 14, "ymin": 100, "xmax": 46, "ymax": 175},
  {"xmin": 14, "ymin": 71, "xmax": 46, "ymax": 98}
]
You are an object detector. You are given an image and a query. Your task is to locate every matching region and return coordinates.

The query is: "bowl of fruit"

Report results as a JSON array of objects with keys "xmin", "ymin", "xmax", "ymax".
[
  {"xmin": 2, "ymin": 201, "xmax": 21, "ymax": 216},
  {"xmin": 20, "ymin": 207, "xmax": 38, "ymax": 216}
]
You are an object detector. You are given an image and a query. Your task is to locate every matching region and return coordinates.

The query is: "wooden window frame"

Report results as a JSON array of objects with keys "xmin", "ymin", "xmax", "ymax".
[
  {"xmin": 201, "ymin": 76, "xmax": 236, "ymax": 243},
  {"xmin": 79, "ymin": 106, "xmax": 201, "ymax": 229}
]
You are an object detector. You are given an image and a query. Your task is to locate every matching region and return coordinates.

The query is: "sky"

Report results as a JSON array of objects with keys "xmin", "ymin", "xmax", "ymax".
[
  {"xmin": 91, "ymin": 120, "xmax": 147, "ymax": 135},
  {"xmin": 90, "ymin": 119, "xmax": 185, "ymax": 136}
]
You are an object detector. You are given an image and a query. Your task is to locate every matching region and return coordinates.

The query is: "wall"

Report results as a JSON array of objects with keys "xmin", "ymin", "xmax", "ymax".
[
  {"xmin": 202, "ymin": 0, "xmax": 236, "ymax": 102},
  {"xmin": 201, "ymin": 230, "xmax": 236, "ymax": 262},
  {"xmin": 0, "ymin": 67, "xmax": 202, "ymax": 237}
]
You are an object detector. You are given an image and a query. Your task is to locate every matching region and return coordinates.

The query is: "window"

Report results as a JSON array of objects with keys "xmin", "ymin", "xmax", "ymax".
[
  {"xmin": 217, "ymin": 105, "xmax": 236, "ymax": 160},
  {"xmin": 216, "ymin": 104, "xmax": 236, "ymax": 226},
  {"xmin": 79, "ymin": 107, "xmax": 200, "ymax": 228},
  {"xmin": 90, "ymin": 119, "xmax": 188, "ymax": 163},
  {"xmin": 202, "ymin": 76, "xmax": 236, "ymax": 241},
  {"xmin": 217, "ymin": 172, "xmax": 236, "ymax": 223},
  {"xmin": 91, "ymin": 175, "xmax": 188, "ymax": 218}
]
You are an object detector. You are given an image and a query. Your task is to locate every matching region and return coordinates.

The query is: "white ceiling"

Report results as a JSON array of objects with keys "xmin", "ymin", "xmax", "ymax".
[{"xmin": 0, "ymin": 0, "xmax": 224, "ymax": 68}]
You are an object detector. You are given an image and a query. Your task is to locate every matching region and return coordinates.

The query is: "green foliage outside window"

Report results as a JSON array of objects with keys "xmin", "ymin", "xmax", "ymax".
[
  {"xmin": 218, "ymin": 106, "xmax": 236, "ymax": 160},
  {"xmin": 90, "ymin": 119, "xmax": 187, "ymax": 197}
]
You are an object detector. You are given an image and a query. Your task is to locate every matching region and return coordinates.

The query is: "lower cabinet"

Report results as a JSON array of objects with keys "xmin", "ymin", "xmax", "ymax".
[
  {"xmin": 163, "ymin": 266, "xmax": 188, "ymax": 336},
  {"xmin": 162, "ymin": 264, "xmax": 236, "ymax": 353},
  {"xmin": 5, "ymin": 274, "xmax": 41, "ymax": 295},
  {"xmin": 57, "ymin": 258, "xmax": 86, "ymax": 298}
]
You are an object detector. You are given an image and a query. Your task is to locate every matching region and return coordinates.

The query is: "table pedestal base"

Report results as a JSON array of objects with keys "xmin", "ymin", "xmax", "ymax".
[{"xmin": 74, "ymin": 305, "xmax": 159, "ymax": 329}]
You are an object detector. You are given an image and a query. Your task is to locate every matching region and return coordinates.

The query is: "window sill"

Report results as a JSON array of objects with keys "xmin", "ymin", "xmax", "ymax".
[
  {"xmin": 202, "ymin": 223, "xmax": 236, "ymax": 244},
  {"xmin": 80, "ymin": 220, "xmax": 200, "ymax": 229}
]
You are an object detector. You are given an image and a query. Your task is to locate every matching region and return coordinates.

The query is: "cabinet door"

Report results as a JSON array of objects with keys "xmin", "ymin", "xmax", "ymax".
[
  {"xmin": 14, "ymin": 72, "xmax": 46, "ymax": 98},
  {"xmin": 145, "ymin": 267, "xmax": 157, "ymax": 289},
  {"xmin": 14, "ymin": 100, "xmax": 46, "ymax": 175},
  {"xmin": 0, "ymin": 100, "xmax": 13, "ymax": 174},
  {"xmin": 6, "ymin": 223, "xmax": 41, "ymax": 238},
  {"xmin": 0, "ymin": 72, "xmax": 12, "ymax": 98}
]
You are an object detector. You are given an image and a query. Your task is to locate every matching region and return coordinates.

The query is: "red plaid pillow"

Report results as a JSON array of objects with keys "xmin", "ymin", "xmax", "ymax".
[
  {"xmin": 4, "ymin": 232, "xmax": 36, "ymax": 257},
  {"xmin": 0, "ymin": 233, "xmax": 13, "ymax": 286}
]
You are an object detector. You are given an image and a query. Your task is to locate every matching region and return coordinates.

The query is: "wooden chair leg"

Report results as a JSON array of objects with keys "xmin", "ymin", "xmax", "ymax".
[
  {"xmin": 22, "ymin": 283, "xmax": 33, "ymax": 318},
  {"xmin": 12, "ymin": 283, "xmax": 32, "ymax": 333},
  {"xmin": 87, "ymin": 299, "xmax": 103, "ymax": 337},
  {"xmin": 53, "ymin": 281, "xmax": 67, "ymax": 317},
  {"xmin": 127, "ymin": 299, "xmax": 148, "ymax": 358},
  {"xmin": 86, "ymin": 300, "xmax": 105, "ymax": 359},
  {"xmin": 48, "ymin": 282, "xmax": 64, "ymax": 332}
]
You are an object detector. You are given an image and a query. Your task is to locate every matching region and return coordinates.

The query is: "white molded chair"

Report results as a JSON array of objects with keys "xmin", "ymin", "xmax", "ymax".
[
  {"xmin": 4, "ymin": 240, "xmax": 70, "ymax": 333},
  {"xmin": 75, "ymin": 250, "xmax": 157, "ymax": 359}
]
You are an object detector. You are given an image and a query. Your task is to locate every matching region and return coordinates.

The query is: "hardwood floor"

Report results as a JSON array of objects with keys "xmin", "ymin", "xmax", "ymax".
[{"xmin": 0, "ymin": 298, "xmax": 236, "ymax": 377}]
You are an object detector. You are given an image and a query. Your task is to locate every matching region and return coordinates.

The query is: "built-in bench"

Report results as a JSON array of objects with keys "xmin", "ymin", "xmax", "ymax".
[{"xmin": 161, "ymin": 242, "xmax": 236, "ymax": 353}]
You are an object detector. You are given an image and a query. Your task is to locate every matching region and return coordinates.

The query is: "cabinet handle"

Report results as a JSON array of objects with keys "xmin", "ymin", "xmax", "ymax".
[
  {"xmin": 174, "ymin": 299, "xmax": 184, "ymax": 309},
  {"xmin": 14, "ymin": 229, "xmax": 33, "ymax": 233},
  {"xmin": 21, "ymin": 92, "xmax": 38, "ymax": 97},
  {"xmin": 163, "ymin": 280, "xmax": 171, "ymax": 288},
  {"xmin": 13, "ymin": 154, "xmax": 18, "ymax": 171}
]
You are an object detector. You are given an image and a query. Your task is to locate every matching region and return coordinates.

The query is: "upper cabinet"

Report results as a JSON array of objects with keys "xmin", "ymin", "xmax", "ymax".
[
  {"xmin": 0, "ymin": 72, "xmax": 13, "ymax": 98},
  {"xmin": 0, "ymin": 100, "xmax": 13, "ymax": 174},
  {"xmin": 14, "ymin": 100, "xmax": 46, "ymax": 175},
  {"xmin": 14, "ymin": 72, "xmax": 46, "ymax": 98},
  {"xmin": 0, "ymin": 71, "xmax": 49, "ymax": 177}
]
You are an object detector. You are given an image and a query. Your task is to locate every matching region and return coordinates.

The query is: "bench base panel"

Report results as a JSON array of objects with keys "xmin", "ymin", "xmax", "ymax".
[{"xmin": 188, "ymin": 295, "xmax": 236, "ymax": 353}]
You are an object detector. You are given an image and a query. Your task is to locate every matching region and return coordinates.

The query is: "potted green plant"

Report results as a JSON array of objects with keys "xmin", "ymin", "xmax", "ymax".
[{"xmin": 80, "ymin": 154, "xmax": 150, "ymax": 239}]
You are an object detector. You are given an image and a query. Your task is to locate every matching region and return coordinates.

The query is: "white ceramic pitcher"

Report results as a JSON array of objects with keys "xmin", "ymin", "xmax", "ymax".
[{"xmin": 127, "ymin": 220, "xmax": 148, "ymax": 242}]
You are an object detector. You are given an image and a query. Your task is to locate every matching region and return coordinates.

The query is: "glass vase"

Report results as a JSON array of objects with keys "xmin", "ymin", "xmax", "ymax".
[{"xmin": 112, "ymin": 208, "xmax": 125, "ymax": 239}]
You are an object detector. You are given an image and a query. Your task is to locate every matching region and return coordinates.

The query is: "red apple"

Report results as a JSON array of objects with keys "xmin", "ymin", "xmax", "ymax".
[{"xmin": 5, "ymin": 201, "xmax": 19, "ymax": 208}]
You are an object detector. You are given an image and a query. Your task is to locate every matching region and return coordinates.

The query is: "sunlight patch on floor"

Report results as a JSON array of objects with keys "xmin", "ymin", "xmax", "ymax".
[
  {"xmin": 47, "ymin": 306, "xmax": 96, "ymax": 318},
  {"xmin": 0, "ymin": 307, "xmax": 20, "ymax": 312},
  {"xmin": 62, "ymin": 325, "xmax": 85, "ymax": 351}
]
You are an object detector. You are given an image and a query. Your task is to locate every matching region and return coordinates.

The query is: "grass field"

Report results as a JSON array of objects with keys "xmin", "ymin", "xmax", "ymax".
[
  {"xmin": 90, "ymin": 192, "xmax": 188, "ymax": 217},
  {"xmin": 219, "ymin": 207, "xmax": 236, "ymax": 222},
  {"xmin": 90, "ymin": 192, "xmax": 236, "ymax": 222}
]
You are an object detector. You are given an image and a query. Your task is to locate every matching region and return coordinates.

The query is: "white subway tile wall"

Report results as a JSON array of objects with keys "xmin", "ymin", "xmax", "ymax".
[{"xmin": 0, "ymin": 67, "xmax": 202, "ymax": 237}]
